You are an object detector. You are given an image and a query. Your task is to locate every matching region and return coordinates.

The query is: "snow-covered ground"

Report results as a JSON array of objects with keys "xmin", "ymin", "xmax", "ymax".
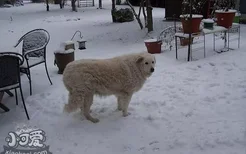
[{"xmin": 0, "ymin": 1, "xmax": 246, "ymax": 154}]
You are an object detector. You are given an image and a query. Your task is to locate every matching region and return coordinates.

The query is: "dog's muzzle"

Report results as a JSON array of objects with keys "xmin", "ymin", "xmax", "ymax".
[{"xmin": 150, "ymin": 67, "xmax": 154, "ymax": 73}]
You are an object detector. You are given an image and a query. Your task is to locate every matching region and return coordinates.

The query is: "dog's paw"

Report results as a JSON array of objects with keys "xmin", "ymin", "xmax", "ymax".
[
  {"xmin": 91, "ymin": 118, "xmax": 100, "ymax": 123},
  {"xmin": 123, "ymin": 112, "xmax": 131, "ymax": 117},
  {"xmin": 117, "ymin": 107, "xmax": 122, "ymax": 111}
]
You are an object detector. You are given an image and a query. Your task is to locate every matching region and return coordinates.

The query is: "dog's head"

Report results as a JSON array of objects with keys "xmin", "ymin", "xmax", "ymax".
[{"xmin": 136, "ymin": 53, "xmax": 156, "ymax": 77}]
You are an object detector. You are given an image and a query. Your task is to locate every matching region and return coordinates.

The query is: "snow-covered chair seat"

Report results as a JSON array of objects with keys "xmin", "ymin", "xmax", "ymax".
[{"xmin": 14, "ymin": 29, "xmax": 53, "ymax": 95}]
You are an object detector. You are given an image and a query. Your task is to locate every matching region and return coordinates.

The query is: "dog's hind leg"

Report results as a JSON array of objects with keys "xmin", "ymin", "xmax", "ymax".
[
  {"xmin": 117, "ymin": 96, "xmax": 123, "ymax": 111},
  {"xmin": 63, "ymin": 92, "xmax": 81, "ymax": 113},
  {"xmin": 83, "ymin": 93, "xmax": 99, "ymax": 123}
]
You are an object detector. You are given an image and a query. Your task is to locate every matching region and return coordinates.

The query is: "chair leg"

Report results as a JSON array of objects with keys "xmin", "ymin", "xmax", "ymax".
[
  {"xmin": 27, "ymin": 69, "xmax": 32, "ymax": 95},
  {"xmin": 6, "ymin": 90, "xmax": 14, "ymax": 97},
  {"xmin": 15, "ymin": 89, "xmax": 18, "ymax": 105},
  {"xmin": 0, "ymin": 103, "xmax": 9, "ymax": 112},
  {"xmin": 45, "ymin": 61, "xmax": 53, "ymax": 85},
  {"xmin": 19, "ymin": 87, "xmax": 30, "ymax": 120}
]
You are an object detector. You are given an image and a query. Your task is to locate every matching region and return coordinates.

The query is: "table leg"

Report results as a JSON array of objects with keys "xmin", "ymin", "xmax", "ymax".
[
  {"xmin": 224, "ymin": 31, "xmax": 227, "ymax": 49},
  {"xmin": 204, "ymin": 35, "xmax": 206, "ymax": 58},
  {"xmin": 175, "ymin": 36, "xmax": 178, "ymax": 60},
  {"xmin": 238, "ymin": 26, "xmax": 240, "ymax": 48},
  {"xmin": 213, "ymin": 33, "xmax": 215, "ymax": 51}
]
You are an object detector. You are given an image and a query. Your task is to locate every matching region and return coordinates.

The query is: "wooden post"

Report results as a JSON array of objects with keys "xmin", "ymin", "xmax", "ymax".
[
  {"xmin": 77, "ymin": 0, "xmax": 80, "ymax": 8},
  {"xmin": 99, "ymin": 0, "xmax": 102, "ymax": 8},
  {"xmin": 146, "ymin": 0, "xmax": 153, "ymax": 32},
  {"xmin": 46, "ymin": 0, "xmax": 49, "ymax": 11},
  {"xmin": 72, "ymin": 0, "xmax": 77, "ymax": 11},
  {"xmin": 111, "ymin": 0, "xmax": 116, "ymax": 22},
  {"xmin": 187, "ymin": 0, "xmax": 192, "ymax": 61}
]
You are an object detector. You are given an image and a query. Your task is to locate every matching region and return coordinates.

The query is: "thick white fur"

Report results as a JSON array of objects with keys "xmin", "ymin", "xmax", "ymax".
[{"xmin": 63, "ymin": 52, "xmax": 156, "ymax": 123}]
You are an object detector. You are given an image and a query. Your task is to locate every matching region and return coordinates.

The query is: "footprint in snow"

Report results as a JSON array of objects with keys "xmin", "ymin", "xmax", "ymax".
[
  {"xmin": 149, "ymin": 141, "xmax": 159, "ymax": 145},
  {"xmin": 209, "ymin": 62, "xmax": 215, "ymax": 66}
]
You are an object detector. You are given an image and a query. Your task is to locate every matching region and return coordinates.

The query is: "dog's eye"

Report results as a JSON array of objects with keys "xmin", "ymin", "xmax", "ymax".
[
  {"xmin": 152, "ymin": 61, "xmax": 154, "ymax": 64},
  {"xmin": 145, "ymin": 62, "xmax": 148, "ymax": 65}
]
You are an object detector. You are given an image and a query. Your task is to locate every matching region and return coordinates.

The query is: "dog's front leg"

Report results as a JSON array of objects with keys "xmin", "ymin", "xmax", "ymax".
[{"xmin": 118, "ymin": 93, "xmax": 133, "ymax": 117}]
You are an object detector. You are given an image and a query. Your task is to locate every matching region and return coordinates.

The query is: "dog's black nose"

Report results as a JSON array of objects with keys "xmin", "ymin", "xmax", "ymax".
[{"xmin": 150, "ymin": 67, "xmax": 154, "ymax": 72}]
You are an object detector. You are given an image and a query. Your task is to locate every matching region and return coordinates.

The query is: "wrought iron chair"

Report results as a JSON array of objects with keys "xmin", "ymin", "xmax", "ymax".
[
  {"xmin": 0, "ymin": 52, "xmax": 30, "ymax": 120},
  {"xmin": 14, "ymin": 29, "xmax": 53, "ymax": 95}
]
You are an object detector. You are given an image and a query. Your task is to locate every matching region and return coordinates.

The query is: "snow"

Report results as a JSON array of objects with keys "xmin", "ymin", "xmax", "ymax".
[
  {"xmin": 180, "ymin": 14, "xmax": 203, "ymax": 18},
  {"xmin": 144, "ymin": 38, "xmax": 159, "ymax": 43},
  {"xmin": 215, "ymin": 9, "xmax": 237, "ymax": 13},
  {"xmin": 202, "ymin": 26, "xmax": 227, "ymax": 34},
  {"xmin": 175, "ymin": 32, "xmax": 190, "ymax": 38},
  {"xmin": 202, "ymin": 19, "xmax": 214, "ymax": 23},
  {"xmin": 0, "ymin": 1, "xmax": 246, "ymax": 154},
  {"xmin": 54, "ymin": 48, "xmax": 75, "ymax": 54}
]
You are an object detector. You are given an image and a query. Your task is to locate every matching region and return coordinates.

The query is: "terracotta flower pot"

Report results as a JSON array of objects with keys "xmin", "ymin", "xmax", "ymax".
[
  {"xmin": 144, "ymin": 39, "xmax": 162, "ymax": 54},
  {"xmin": 54, "ymin": 50, "xmax": 74, "ymax": 74},
  {"xmin": 215, "ymin": 9, "xmax": 236, "ymax": 28},
  {"xmin": 180, "ymin": 14, "xmax": 203, "ymax": 34}
]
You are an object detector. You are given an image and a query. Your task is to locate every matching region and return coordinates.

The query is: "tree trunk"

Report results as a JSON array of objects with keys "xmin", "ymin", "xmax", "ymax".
[
  {"xmin": 72, "ymin": 0, "xmax": 77, "ymax": 11},
  {"xmin": 111, "ymin": 0, "xmax": 116, "ymax": 22},
  {"xmin": 77, "ymin": 0, "xmax": 80, "ymax": 8},
  {"xmin": 142, "ymin": 0, "xmax": 147, "ymax": 27},
  {"xmin": 60, "ymin": 0, "xmax": 64, "ymax": 9},
  {"xmin": 46, "ymin": 0, "xmax": 49, "ymax": 11},
  {"xmin": 99, "ymin": 0, "xmax": 102, "ymax": 8},
  {"xmin": 235, "ymin": 0, "xmax": 240, "ymax": 11},
  {"xmin": 126, "ymin": 0, "xmax": 143, "ymax": 29},
  {"xmin": 146, "ymin": 0, "xmax": 153, "ymax": 32}
]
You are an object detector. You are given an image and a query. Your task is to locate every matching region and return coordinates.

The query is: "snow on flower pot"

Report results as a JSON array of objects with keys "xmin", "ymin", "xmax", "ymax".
[
  {"xmin": 180, "ymin": 14, "xmax": 203, "ymax": 34},
  {"xmin": 54, "ymin": 41, "xmax": 75, "ymax": 74},
  {"xmin": 144, "ymin": 39, "xmax": 162, "ymax": 54},
  {"xmin": 203, "ymin": 18, "xmax": 214, "ymax": 29},
  {"xmin": 54, "ymin": 49, "xmax": 75, "ymax": 74},
  {"xmin": 215, "ymin": 9, "xmax": 236, "ymax": 28}
]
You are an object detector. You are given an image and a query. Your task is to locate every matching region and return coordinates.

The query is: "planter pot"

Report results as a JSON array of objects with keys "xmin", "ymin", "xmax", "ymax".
[
  {"xmin": 144, "ymin": 39, "xmax": 162, "ymax": 54},
  {"xmin": 203, "ymin": 19, "xmax": 214, "ymax": 29},
  {"xmin": 215, "ymin": 9, "xmax": 236, "ymax": 28},
  {"xmin": 54, "ymin": 50, "xmax": 74, "ymax": 74},
  {"xmin": 180, "ymin": 37, "xmax": 193, "ymax": 46},
  {"xmin": 180, "ymin": 14, "xmax": 203, "ymax": 34}
]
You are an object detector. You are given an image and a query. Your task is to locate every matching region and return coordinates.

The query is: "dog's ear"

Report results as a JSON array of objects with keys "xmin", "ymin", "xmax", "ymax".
[{"xmin": 136, "ymin": 56, "xmax": 144, "ymax": 64}]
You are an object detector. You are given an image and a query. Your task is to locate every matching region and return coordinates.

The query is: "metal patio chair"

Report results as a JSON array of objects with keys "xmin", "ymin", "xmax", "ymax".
[
  {"xmin": 0, "ymin": 52, "xmax": 30, "ymax": 120},
  {"xmin": 14, "ymin": 29, "xmax": 53, "ymax": 95}
]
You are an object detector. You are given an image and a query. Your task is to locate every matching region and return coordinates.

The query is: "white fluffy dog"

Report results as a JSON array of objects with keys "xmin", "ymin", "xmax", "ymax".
[{"xmin": 63, "ymin": 52, "xmax": 156, "ymax": 123}]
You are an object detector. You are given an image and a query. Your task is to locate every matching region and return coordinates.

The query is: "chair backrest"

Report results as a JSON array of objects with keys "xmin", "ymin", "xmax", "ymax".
[
  {"xmin": 0, "ymin": 52, "xmax": 24, "ymax": 89},
  {"xmin": 15, "ymin": 29, "xmax": 50, "ymax": 58}
]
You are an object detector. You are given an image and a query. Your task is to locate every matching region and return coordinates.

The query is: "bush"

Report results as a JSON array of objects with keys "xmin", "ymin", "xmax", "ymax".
[
  {"xmin": 112, "ymin": 8, "xmax": 134, "ymax": 23},
  {"xmin": 240, "ymin": 17, "xmax": 246, "ymax": 24}
]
